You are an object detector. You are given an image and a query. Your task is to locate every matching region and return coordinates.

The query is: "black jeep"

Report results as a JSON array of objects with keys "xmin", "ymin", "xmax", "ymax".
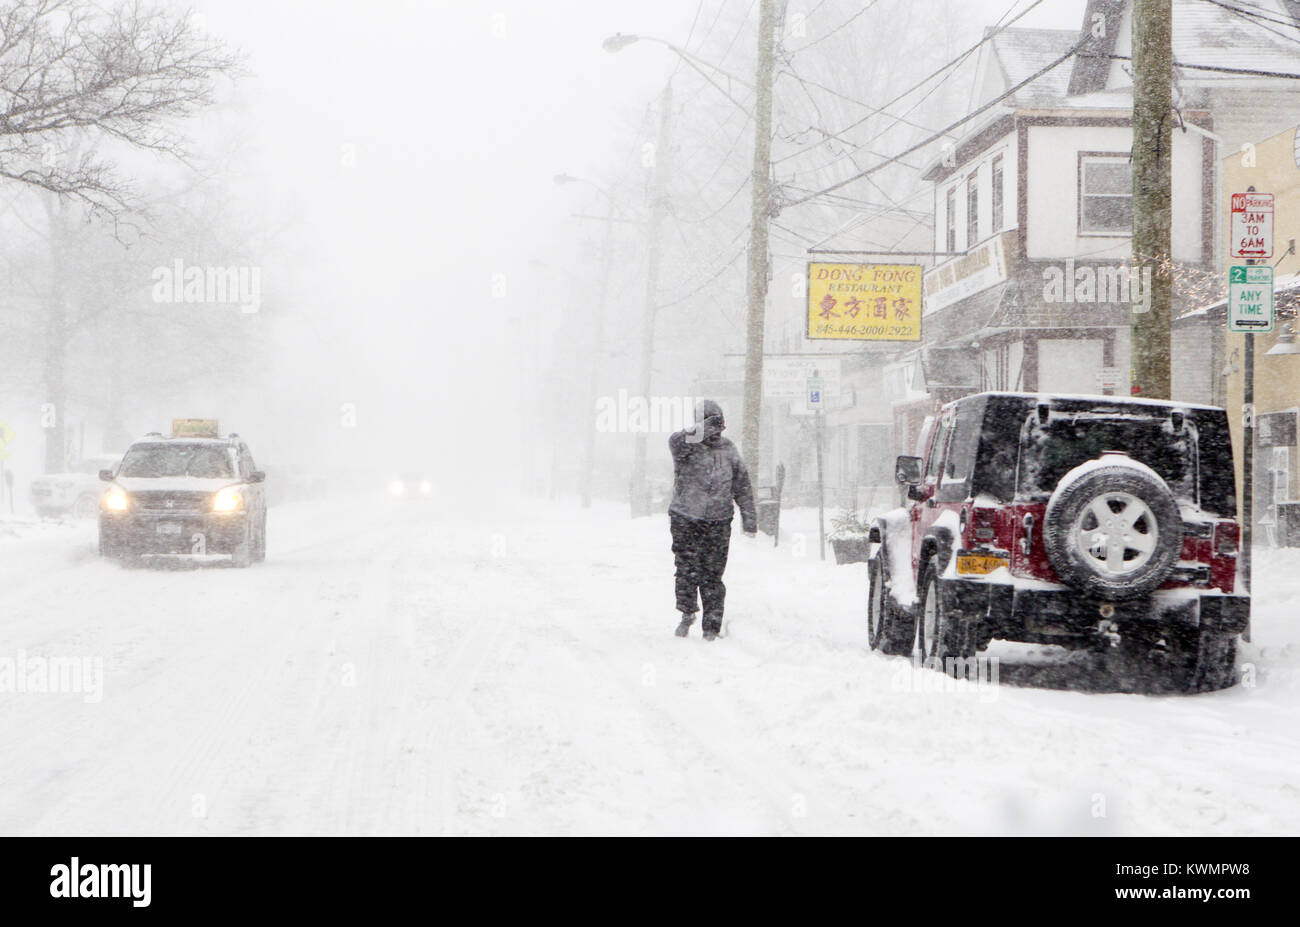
[{"xmin": 868, "ymin": 392, "xmax": 1247, "ymax": 692}]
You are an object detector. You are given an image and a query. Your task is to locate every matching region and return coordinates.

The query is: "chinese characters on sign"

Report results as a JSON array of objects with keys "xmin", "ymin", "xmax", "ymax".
[{"xmin": 806, "ymin": 263, "xmax": 923, "ymax": 341}]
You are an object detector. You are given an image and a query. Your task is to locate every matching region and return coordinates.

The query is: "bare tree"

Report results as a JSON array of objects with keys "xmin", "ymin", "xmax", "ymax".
[
  {"xmin": 0, "ymin": 0, "xmax": 239, "ymax": 217},
  {"xmin": 0, "ymin": 0, "xmax": 239, "ymax": 469}
]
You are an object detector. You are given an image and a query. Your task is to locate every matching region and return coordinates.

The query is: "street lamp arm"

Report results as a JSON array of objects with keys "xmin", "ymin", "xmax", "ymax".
[
  {"xmin": 604, "ymin": 32, "xmax": 754, "ymax": 118},
  {"xmin": 646, "ymin": 36, "xmax": 754, "ymax": 91},
  {"xmin": 554, "ymin": 172, "xmax": 642, "ymax": 222}
]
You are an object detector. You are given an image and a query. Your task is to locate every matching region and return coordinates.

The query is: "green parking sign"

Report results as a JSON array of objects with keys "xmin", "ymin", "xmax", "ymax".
[{"xmin": 1228, "ymin": 265, "xmax": 1274, "ymax": 334}]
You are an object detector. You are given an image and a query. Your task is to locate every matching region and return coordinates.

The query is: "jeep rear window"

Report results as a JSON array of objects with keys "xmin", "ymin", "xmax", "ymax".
[{"xmin": 1016, "ymin": 415, "xmax": 1195, "ymax": 505}]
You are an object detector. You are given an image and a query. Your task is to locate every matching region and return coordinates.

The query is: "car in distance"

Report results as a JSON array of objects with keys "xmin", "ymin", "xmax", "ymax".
[
  {"xmin": 388, "ymin": 473, "xmax": 433, "ymax": 499},
  {"xmin": 99, "ymin": 420, "xmax": 267, "ymax": 567},
  {"xmin": 30, "ymin": 454, "xmax": 122, "ymax": 519},
  {"xmin": 868, "ymin": 392, "xmax": 1247, "ymax": 692}
]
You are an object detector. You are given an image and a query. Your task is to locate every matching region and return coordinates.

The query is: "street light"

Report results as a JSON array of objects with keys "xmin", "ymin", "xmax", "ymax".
[{"xmin": 602, "ymin": 33, "xmax": 639, "ymax": 53}]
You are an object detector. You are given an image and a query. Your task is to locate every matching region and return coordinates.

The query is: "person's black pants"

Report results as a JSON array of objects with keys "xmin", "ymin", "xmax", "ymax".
[{"xmin": 670, "ymin": 512, "xmax": 732, "ymax": 630}]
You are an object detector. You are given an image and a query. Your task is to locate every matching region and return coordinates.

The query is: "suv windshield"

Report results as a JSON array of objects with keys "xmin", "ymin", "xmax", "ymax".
[
  {"xmin": 118, "ymin": 444, "xmax": 236, "ymax": 479},
  {"xmin": 1018, "ymin": 414, "xmax": 1196, "ymax": 504}
]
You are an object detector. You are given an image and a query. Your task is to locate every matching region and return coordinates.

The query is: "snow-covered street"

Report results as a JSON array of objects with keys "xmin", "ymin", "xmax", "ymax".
[{"xmin": 2, "ymin": 496, "xmax": 1297, "ymax": 836}]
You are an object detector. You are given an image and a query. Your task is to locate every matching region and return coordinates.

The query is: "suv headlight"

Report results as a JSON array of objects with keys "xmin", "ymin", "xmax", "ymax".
[
  {"xmin": 103, "ymin": 486, "xmax": 129, "ymax": 512},
  {"xmin": 212, "ymin": 486, "xmax": 245, "ymax": 513}
]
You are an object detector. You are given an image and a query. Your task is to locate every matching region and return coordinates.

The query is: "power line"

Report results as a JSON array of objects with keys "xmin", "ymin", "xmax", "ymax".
[
  {"xmin": 1079, "ymin": 51, "xmax": 1300, "ymax": 80},
  {"xmin": 787, "ymin": 0, "xmax": 884, "ymax": 53},
  {"xmin": 784, "ymin": 38, "xmax": 1085, "ymax": 209},
  {"xmin": 654, "ymin": 235, "xmax": 750, "ymax": 311},
  {"xmin": 674, "ymin": 0, "xmax": 709, "ymax": 78},
  {"xmin": 1198, "ymin": 0, "xmax": 1300, "ymax": 39},
  {"xmin": 776, "ymin": 63, "xmax": 941, "ymax": 137},
  {"xmin": 780, "ymin": 0, "xmax": 1037, "ymax": 179},
  {"xmin": 773, "ymin": 0, "xmax": 1047, "ymax": 167}
]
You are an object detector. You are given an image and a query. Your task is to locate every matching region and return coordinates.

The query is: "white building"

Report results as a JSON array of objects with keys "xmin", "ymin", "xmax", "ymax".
[{"xmin": 892, "ymin": 0, "xmax": 1300, "ymax": 453}]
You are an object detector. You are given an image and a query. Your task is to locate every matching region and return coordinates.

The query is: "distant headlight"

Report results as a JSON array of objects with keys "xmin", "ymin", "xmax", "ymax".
[
  {"xmin": 212, "ymin": 486, "xmax": 244, "ymax": 513},
  {"xmin": 389, "ymin": 480, "xmax": 405, "ymax": 496},
  {"xmin": 419, "ymin": 481, "xmax": 432, "ymax": 495},
  {"xmin": 103, "ymin": 486, "xmax": 129, "ymax": 512}
]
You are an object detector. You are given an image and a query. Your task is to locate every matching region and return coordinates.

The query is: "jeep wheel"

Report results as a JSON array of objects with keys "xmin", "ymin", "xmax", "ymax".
[
  {"xmin": 1043, "ymin": 457, "xmax": 1182, "ymax": 600},
  {"xmin": 868, "ymin": 550, "xmax": 912, "ymax": 655},
  {"xmin": 918, "ymin": 556, "xmax": 976, "ymax": 674}
]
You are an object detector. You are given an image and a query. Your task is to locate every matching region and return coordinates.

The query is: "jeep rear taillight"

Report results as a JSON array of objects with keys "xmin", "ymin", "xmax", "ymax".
[{"xmin": 1214, "ymin": 520, "xmax": 1239, "ymax": 556}]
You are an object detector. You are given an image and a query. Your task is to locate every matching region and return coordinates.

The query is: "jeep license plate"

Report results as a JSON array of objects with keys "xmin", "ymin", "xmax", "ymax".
[
  {"xmin": 156, "ymin": 522, "xmax": 183, "ymax": 536},
  {"xmin": 956, "ymin": 554, "xmax": 1007, "ymax": 575}
]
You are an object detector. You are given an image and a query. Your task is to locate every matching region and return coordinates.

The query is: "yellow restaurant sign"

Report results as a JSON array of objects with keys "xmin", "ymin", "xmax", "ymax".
[{"xmin": 806, "ymin": 263, "xmax": 923, "ymax": 341}]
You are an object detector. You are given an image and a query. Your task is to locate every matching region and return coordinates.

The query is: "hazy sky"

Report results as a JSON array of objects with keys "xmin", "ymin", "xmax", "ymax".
[{"xmin": 176, "ymin": 0, "xmax": 1092, "ymax": 472}]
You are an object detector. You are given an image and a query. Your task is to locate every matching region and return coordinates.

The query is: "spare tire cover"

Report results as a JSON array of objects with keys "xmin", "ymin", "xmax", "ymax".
[{"xmin": 1042, "ymin": 454, "xmax": 1182, "ymax": 600}]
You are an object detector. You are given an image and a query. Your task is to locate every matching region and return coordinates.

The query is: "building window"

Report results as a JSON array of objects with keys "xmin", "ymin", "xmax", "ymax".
[
  {"xmin": 1079, "ymin": 153, "xmax": 1132, "ymax": 234},
  {"xmin": 991, "ymin": 155, "xmax": 1004, "ymax": 232},
  {"xmin": 945, "ymin": 187, "xmax": 957, "ymax": 253},
  {"xmin": 966, "ymin": 171, "xmax": 979, "ymax": 248}
]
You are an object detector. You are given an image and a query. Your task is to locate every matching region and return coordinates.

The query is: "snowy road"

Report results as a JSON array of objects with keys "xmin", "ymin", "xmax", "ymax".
[{"xmin": 1, "ymin": 494, "xmax": 1298, "ymax": 835}]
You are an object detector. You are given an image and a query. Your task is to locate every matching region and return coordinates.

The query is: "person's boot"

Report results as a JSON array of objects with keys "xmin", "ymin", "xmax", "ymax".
[
  {"xmin": 675, "ymin": 613, "xmax": 695, "ymax": 637},
  {"xmin": 702, "ymin": 617, "xmax": 721, "ymax": 641}
]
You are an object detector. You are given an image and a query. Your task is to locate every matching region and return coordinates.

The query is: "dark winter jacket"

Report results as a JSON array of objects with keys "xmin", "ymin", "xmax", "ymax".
[{"xmin": 668, "ymin": 426, "xmax": 757, "ymax": 532}]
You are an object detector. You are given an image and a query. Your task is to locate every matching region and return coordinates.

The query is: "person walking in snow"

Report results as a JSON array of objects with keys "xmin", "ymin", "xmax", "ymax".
[{"xmin": 667, "ymin": 399, "xmax": 757, "ymax": 640}]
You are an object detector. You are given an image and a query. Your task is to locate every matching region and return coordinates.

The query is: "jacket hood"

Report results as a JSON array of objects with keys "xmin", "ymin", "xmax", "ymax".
[{"xmin": 694, "ymin": 399, "xmax": 725, "ymax": 426}]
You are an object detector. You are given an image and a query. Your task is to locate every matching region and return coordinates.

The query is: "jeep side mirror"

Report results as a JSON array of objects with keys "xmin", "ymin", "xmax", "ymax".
[
  {"xmin": 895, "ymin": 455, "xmax": 923, "ymax": 485},
  {"xmin": 98, "ymin": 469, "xmax": 115, "ymax": 482},
  {"xmin": 249, "ymin": 470, "xmax": 266, "ymax": 483},
  {"xmin": 906, "ymin": 484, "xmax": 929, "ymax": 502}
]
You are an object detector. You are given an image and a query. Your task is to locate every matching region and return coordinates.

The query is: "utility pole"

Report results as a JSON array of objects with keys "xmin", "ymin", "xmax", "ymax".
[
  {"xmin": 629, "ymin": 82, "xmax": 672, "ymax": 517},
  {"xmin": 739, "ymin": 0, "xmax": 778, "ymax": 484},
  {"xmin": 1130, "ymin": 0, "xmax": 1173, "ymax": 398},
  {"xmin": 582, "ymin": 201, "xmax": 616, "ymax": 509}
]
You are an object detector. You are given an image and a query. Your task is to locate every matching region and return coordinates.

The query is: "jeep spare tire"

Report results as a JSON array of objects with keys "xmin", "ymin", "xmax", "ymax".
[{"xmin": 1042, "ymin": 454, "xmax": 1182, "ymax": 600}]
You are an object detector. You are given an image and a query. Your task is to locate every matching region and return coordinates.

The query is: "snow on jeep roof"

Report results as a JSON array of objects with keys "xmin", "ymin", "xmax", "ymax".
[{"xmin": 957, "ymin": 391, "xmax": 1224, "ymax": 413}]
